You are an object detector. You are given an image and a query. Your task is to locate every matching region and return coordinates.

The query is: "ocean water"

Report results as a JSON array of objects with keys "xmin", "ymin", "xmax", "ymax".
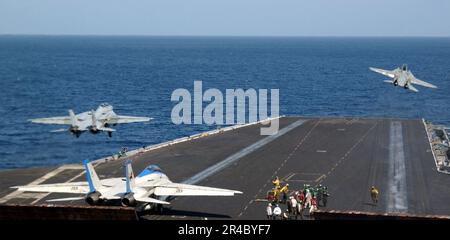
[{"xmin": 0, "ymin": 36, "xmax": 449, "ymax": 169}]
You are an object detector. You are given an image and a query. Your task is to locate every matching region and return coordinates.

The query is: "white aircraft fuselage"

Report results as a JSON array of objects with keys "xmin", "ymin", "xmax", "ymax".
[
  {"xmin": 370, "ymin": 64, "xmax": 437, "ymax": 93},
  {"xmin": 30, "ymin": 103, "xmax": 151, "ymax": 137},
  {"xmin": 13, "ymin": 160, "xmax": 242, "ymax": 213}
]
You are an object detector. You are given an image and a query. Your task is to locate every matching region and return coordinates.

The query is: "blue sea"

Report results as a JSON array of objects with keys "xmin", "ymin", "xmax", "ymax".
[{"xmin": 1, "ymin": 36, "xmax": 449, "ymax": 169}]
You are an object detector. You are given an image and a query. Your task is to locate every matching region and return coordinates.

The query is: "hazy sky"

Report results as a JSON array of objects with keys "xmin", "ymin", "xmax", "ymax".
[{"xmin": 1, "ymin": 0, "xmax": 450, "ymax": 36}]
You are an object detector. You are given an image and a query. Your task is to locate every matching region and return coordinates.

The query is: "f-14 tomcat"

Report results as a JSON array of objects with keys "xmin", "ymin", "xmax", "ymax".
[
  {"xmin": 29, "ymin": 103, "xmax": 151, "ymax": 137},
  {"xmin": 12, "ymin": 160, "xmax": 242, "ymax": 212},
  {"xmin": 369, "ymin": 64, "xmax": 437, "ymax": 92}
]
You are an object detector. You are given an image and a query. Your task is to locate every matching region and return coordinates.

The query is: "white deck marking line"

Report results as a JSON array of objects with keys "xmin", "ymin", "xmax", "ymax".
[
  {"xmin": 284, "ymin": 172, "xmax": 296, "ymax": 181},
  {"xmin": 387, "ymin": 121, "xmax": 408, "ymax": 213},
  {"xmin": 92, "ymin": 116, "xmax": 285, "ymax": 165},
  {"xmin": 238, "ymin": 200, "xmax": 253, "ymax": 217},
  {"xmin": 317, "ymin": 121, "xmax": 378, "ymax": 184},
  {"xmin": 269, "ymin": 120, "xmax": 321, "ymax": 181},
  {"xmin": 315, "ymin": 175, "xmax": 326, "ymax": 183},
  {"xmin": 183, "ymin": 119, "xmax": 308, "ymax": 185},
  {"xmin": 237, "ymin": 119, "xmax": 321, "ymax": 218},
  {"xmin": 0, "ymin": 165, "xmax": 83, "ymax": 204}
]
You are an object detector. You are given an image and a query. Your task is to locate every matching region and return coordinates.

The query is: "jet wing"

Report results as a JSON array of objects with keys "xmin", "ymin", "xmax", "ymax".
[
  {"xmin": 29, "ymin": 117, "xmax": 72, "ymax": 125},
  {"xmin": 369, "ymin": 67, "xmax": 396, "ymax": 78},
  {"xmin": 410, "ymin": 77, "xmax": 437, "ymax": 89},
  {"xmin": 152, "ymin": 183, "xmax": 242, "ymax": 196},
  {"xmin": 13, "ymin": 180, "xmax": 124, "ymax": 199},
  {"xmin": 46, "ymin": 196, "xmax": 86, "ymax": 202},
  {"xmin": 106, "ymin": 116, "xmax": 152, "ymax": 124},
  {"xmin": 135, "ymin": 197, "xmax": 170, "ymax": 205},
  {"xmin": 407, "ymin": 84, "xmax": 419, "ymax": 93},
  {"xmin": 12, "ymin": 182, "xmax": 90, "ymax": 194}
]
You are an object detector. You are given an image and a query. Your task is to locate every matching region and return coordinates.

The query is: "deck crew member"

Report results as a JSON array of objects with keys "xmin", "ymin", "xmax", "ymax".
[
  {"xmin": 304, "ymin": 189, "xmax": 312, "ymax": 209},
  {"xmin": 296, "ymin": 198, "xmax": 303, "ymax": 220},
  {"xmin": 273, "ymin": 204, "xmax": 282, "ymax": 220},
  {"xmin": 370, "ymin": 186, "xmax": 379, "ymax": 204},
  {"xmin": 290, "ymin": 196, "xmax": 298, "ymax": 219},
  {"xmin": 273, "ymin": 176, "xmax": 280, "ymax": 189},
  {"xmin": 282, "ymin": 210, "xmax": 289, "ymax": 220},
  {"xmin": 266, "ymin": 203, "xmax": 273, "ymax": 220},
  {"xmin": 309, "ymin": 196, "xmax": 318, "ymax": 215},
  {"xmin": 280, "ymin": 184, "xmax": 289, "ymax": 203}
]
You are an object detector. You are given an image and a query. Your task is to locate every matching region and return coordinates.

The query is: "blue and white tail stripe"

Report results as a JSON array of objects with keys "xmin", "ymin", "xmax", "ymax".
[
  {"xmin": 83, "ymin": 159, "xmax": 101, "ymax": 193},
  {"xmin": 125, "ymin": 159, "xmax": 135, "ymax": 193}
]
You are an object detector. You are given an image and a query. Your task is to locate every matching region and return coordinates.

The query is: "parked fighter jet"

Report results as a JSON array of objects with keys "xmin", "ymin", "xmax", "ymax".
[
  {"xmin": 369, "ymin": 64, "xmax": 437, "ymax": 92},
  {"xmin": 29, "ymin": 103, "xmax": 151, "ymax": 137},
  {"xmin": 12, "ymin": 160, "xmax": 242, "ymax": 212}
]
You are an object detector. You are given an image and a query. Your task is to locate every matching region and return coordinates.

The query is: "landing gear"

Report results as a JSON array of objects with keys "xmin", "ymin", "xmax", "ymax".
[
  {"xmin": 393, "ymin": 80, "xmax": 398, "ymax": 86},
  {"xmin": 108, "ymin": 131, "xmax": 112, "ymax": 138},
  {"xmin": 155, "ymin": 204, "xmax": 164, "ymax": 214},
  {"xmin": 322, "ymin": 195, "xmax": 328, "ymax": 207},
  {"xmin": 135, "ymin": 203, "xmax": 165, "ymax": 218}
]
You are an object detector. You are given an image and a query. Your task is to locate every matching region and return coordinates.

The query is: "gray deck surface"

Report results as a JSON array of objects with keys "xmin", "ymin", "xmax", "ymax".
[{"xmin": 1, "ymin": 117, "xmax": 448, "ymax": 220}]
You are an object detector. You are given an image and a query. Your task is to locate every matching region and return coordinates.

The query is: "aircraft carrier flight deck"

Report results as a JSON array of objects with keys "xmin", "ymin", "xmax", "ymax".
[{"xmin": 1, "ymin": 117, "xmax": 449, "ymax": 220}]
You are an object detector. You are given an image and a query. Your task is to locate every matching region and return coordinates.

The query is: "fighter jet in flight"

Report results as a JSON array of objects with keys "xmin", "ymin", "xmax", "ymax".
[
  {"xmin": 369, "ymin": 64, "xmax": 437, "ymax": 92},
  {"xmin": 12, "ymin": 160, "xmax": 242, "ymax": 212},
  {"xmin": 29, "ymin": 103, "xmax": 151, "ymax": 137}
]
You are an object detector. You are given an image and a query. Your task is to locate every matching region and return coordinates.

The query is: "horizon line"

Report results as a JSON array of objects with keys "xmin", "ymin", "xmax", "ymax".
[{"xmin": 1, "ymin": 34, "xmax": 450, "ymax": 38}]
